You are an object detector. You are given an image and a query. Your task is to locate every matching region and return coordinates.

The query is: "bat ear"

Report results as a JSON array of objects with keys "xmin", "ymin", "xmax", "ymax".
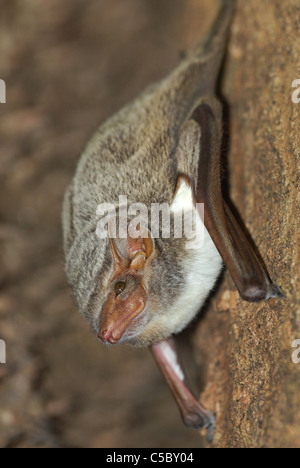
[{"xmin": 108, "ymin": 217, "xmax": 155, "ymax": 275}]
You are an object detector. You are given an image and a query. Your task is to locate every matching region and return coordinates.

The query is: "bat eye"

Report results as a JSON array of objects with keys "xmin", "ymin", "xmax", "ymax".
[{"xmin": 114, "ymin": 281, "xmax": 126, "ymax": 296}]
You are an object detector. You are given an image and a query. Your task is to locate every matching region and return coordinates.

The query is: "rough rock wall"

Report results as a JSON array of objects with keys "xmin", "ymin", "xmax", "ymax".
[{"xmin": 196, "ymin": 0, "xmax": 300, "ymax": 448}]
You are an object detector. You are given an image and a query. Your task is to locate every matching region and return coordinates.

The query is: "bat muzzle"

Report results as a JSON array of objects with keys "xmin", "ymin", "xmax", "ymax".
[{"xmin": 98, "ymin": 283, "xmax": 147, "ymax": 344}]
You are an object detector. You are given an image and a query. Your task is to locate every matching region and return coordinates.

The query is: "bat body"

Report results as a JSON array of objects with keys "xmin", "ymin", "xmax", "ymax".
[{"xmin": 63, "ymin": 0, "xmax": 283, "ymax": 438}]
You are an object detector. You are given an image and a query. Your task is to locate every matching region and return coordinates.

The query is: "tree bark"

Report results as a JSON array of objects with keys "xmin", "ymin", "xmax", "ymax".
[{"xmin": 195, "ymin": 0, "xmax": 300, "ymax": 448}]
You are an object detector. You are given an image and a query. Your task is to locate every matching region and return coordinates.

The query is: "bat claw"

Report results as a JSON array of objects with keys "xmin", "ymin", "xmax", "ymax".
[
  {"xmin": 206, "ymin": 417, "xmax": 215, "ymax": 444},
  {"xmin": 182, "ymin": 407, "xmax": 216, "ymax": 442},
  {"xmin": 270, "ymin": 284, "xmax": 286, "ymax": 300}
]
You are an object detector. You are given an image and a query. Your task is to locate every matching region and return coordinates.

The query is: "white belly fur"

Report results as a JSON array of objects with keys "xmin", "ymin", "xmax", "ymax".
[
  {"xmin": 155, "ymin": 178, "xmax": 223, "ymax": 335},
  {"xmin": 168, "ymin": 226, "xmax": 223, "ymax": 334}
]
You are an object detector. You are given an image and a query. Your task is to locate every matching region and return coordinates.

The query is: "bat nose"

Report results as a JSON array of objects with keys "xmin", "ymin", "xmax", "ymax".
[
  {"xmin": 98, "ymin": 328, "xmax": 119, "ymax": 344},
  {"xmin": 99, "ymin": 284, "xmax": 147, "ymax": 345}
]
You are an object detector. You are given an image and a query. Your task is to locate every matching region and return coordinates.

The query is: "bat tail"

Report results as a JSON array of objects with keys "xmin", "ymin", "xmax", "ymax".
[
  {"xmin": 186, "ymin": 0, "xmax": 235, "ymax": 93},
  {"xmin": 203, "ymin": 0, "xmax": 236, "ymax": 55},
  {"xmin": 158, "ymin": 0, "xmax": 235, "ymax": 115}
]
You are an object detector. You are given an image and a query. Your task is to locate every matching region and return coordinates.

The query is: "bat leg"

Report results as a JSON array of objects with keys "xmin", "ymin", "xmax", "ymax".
[
  {"xmin": 150, "ymin": 338, "xmax": 215, "ymax": 442},
  {"xmin": 191, "ymin": 101, "xmax": 284, "ymax": 303}
]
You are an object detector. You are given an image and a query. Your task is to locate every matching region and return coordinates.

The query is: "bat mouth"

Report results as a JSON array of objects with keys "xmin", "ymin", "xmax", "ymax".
[{"xmin": 98, "ymin": 295, "xmax": 146, "ymax": 345}]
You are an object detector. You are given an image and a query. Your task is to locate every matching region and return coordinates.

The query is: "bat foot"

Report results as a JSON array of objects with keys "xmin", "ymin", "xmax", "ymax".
[{"xmin": 182, "ymin": 408, "xmax": 215, "ymax": 443}]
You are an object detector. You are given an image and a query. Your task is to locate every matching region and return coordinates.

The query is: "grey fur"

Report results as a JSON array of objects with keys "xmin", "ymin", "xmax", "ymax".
[{"xmin": 62, "ymin": 0, "xmax": 235, "ymax": 345}]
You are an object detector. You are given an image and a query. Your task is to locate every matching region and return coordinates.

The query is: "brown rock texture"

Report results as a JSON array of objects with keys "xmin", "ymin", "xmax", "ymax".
[{"xmin": 196, "ymin": 0, "xmax": 300, "ymax": 448}]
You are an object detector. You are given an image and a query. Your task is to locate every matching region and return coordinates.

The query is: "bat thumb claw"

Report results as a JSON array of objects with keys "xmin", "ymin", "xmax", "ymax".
[
  {"xmin": 269, "ymin": 284, "xmax": 286, "ymax": 300},
  {"xmin": 203, "ymin": 412, "xmax": 216, "ymax": 443},
  {"xmin": 182, "ymin": 409, "xmax": 216, "ymax": 442},
  {"xmin": 206, "ymin": 419, "xmax": 216, "ymax": 444}
]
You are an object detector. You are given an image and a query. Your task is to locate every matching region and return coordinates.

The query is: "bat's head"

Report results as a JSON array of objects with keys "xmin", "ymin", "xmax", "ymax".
[
  {"xmin": 98, "ymin": 219, "xmax": 154, "ymax": 345},
  {"xmin": 97, "ymin": 214, "xmax": 190, "ymax": 347}
]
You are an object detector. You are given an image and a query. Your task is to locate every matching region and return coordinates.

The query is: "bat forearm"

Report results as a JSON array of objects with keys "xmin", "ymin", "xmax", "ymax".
[{"xmin": 150, "ymin": 338, "xmax": 215, "ymax": 442}]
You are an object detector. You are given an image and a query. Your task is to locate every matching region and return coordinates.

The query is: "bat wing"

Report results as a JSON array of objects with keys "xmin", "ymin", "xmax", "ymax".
[{"xmin": 189, "ymin": 100, "xmax": 283, "ymax": 302}]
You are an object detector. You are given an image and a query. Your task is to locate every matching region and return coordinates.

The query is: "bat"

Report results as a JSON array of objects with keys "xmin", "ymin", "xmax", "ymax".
[{"xmin": 62, "ymin": 0, "xmax": 283, "ymax": 441}]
